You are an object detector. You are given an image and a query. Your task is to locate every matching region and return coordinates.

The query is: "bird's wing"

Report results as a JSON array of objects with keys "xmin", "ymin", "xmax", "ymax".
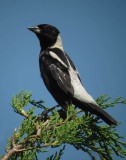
[
  {"xmin": 47, "ymin": 48, "xmax": 74, "ymax": 95},
  {"xmin": 49, "ymin": 63, "xmax": 74, "ymax": 95},
  {"xmin": 64, "ymin": 52, "xmax": 82, "ymax": 82}
]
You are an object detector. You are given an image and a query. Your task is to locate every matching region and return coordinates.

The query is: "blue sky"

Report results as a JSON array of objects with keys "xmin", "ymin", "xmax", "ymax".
[{"xmin": 0, "ymin": 0, "xmax": 126, "ymax": 159}]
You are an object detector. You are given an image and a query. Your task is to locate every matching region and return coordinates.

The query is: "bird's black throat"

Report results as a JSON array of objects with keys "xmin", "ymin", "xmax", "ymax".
[{"xmin": 36, "ymin": 34, "xmax": 57, "ymax": 50}]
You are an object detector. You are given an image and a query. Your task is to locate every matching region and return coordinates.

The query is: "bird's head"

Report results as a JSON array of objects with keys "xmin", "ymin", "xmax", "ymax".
[{"xmin": 28, "ymin": 24, "xmax": 60, "ymax": 50}]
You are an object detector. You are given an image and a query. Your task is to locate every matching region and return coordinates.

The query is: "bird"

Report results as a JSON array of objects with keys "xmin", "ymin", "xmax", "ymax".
[{"xmin": 28, "ymin": 24, "xmax": 117, "ymax": 125}]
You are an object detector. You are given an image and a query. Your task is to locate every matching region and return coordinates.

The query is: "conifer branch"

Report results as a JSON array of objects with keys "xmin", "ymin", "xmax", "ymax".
[{"xmin": 1, "ymin": 90, "xmax": 126, "ymax": 160}]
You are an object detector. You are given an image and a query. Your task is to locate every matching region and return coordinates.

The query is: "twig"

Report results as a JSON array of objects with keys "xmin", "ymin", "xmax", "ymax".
[{"xmin": 2, "ymin": 144, "xmax": 22, "ymax": 160}]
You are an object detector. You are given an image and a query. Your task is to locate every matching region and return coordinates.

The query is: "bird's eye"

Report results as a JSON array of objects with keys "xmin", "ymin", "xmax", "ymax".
[{"xmin": 43, "ymin": 26, "xmax": 50, "ymax": 33}]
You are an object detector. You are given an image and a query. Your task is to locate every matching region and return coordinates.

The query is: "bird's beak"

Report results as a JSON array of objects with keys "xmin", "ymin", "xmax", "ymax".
[{"xmin": 27, "ymin": 26, "xmax": 40, "ymax": 34}]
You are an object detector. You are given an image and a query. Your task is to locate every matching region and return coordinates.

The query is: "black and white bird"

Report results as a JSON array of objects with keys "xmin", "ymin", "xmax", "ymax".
[{"xmin": 28, "ymin": 24, "xmax": 117, "ymax": 125}]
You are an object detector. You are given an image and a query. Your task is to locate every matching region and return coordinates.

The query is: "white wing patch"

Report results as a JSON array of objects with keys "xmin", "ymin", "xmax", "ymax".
[{"xmin": 49, "ymin": 51, "xmax": 68, "ymax": 68}]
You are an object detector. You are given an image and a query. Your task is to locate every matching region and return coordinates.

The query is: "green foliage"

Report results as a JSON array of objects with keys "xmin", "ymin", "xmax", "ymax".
[
  {"xmin": 96, "ymin": 94, "xmax": 126, "ymax": 109},
  {"xmin": 1, "ymin": 90, "xmax": 126, "ymax": 160},
  {"xmin": 46, "ymin": 145, "xmax": 65, "ymax": 160}
]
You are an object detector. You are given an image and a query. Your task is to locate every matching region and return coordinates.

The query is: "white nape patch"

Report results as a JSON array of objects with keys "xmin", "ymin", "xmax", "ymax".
[
  {"xmin": 50, "ymin": 34, "xmax": 64, "ymax": 50},
  {"xmin": 49, "ymin": 51, "xmax": 68, "ymax": 68},
  {"xmin": 66, "ymin": 57, "xmax": 97, "ymax": 105}
]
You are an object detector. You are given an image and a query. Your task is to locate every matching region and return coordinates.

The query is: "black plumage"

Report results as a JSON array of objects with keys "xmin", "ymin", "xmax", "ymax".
[{"xmin": 28, "ymin": 24, "xmax": 117, "ymax": 125}]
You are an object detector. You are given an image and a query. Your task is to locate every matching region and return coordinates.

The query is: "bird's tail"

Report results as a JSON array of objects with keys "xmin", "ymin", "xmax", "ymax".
[{"xmin": 73, "ymin": 99, "xmax": 117, "ymax": 125}]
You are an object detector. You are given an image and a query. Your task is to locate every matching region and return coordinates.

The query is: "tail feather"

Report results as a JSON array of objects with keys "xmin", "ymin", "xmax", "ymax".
[
  {"xmin": 87, "ymin": 103, "xmax": 117, "ymax": 125},
  {"xmin": 73, "ymin": 99, "xmax": 117, "ymax": 125}
]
